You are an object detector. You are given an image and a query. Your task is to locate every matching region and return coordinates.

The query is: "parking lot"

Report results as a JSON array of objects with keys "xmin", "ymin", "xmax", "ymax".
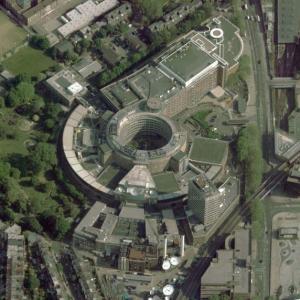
[{"xmin": 270, "ymin": 212, "xmax": 300, "ymax": 299}]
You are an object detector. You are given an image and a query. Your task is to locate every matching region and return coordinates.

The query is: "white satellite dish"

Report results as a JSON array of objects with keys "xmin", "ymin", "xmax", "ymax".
[
  {"xmin": 162, "ymin": 260, "xmax": 171, "ymax": 271},
  {"xmin": 170, "ymin": 256, "xmax": 180, "ymax": 266},
  {"xmin": 162, "ymin": 284, "xmax": 174, "ymax": 296}
]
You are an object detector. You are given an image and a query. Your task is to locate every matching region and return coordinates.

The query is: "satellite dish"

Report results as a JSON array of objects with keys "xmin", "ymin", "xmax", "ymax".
[
  {"xmin": 162, "ymin": 260, "xmax": 171, "ymax": 271},
  {"xmin": 162, "ymin": 284, "xmax": 174, "ymax": 296},
  {"xmin": 170, "ymin": 256, "xmax": 180, "ymax": 266}
]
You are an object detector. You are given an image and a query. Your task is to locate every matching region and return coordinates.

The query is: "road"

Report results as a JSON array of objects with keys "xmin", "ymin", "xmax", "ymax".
[
  {"xmin": 245, "ymin": 1, "xmax": 273, "ymax": 162},
  {"xmin": 176, "ymin": 151, "xmax": 300, "ymax": 299},
  {"xmin": 177, "ymin": 4, "xmax": 276, "ymax": 299}
]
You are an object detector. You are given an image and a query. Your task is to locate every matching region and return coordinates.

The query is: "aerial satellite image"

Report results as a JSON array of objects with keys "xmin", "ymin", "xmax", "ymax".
[{"xmin": 0, "ymin": 0, "xmax": 299, "ymax": 299}]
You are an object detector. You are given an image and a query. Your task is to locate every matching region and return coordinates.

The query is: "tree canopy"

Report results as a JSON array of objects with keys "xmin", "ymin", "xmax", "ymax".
[
  {"xmin": 136, "ymin": 0, "xmax": 164, "ymax": 22},
  {"xmin": 7, "ymin": 81, "xmax": 35, "ymax": 107},
  {"xmin": 30, "ymin": 142, "xmax": 57, "ymax": 172},
  {"xmin": 29, "ymin": 35, "xmax": 50, "ymax": 50},
  {"xmin": 237, "ymin": 124, "xmax": 263, "ymax": 194}
]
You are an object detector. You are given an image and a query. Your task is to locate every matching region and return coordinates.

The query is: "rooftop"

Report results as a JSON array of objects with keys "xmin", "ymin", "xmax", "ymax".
[
  {"xmin": 189, "ymin": 136, "xmax": 228, "ymax": 165},
  {"xmin": 159, "ymin": 41, "xmax": 218, "ymax": 86},
  {"xmin": 153, "ymin": 172, "xmax": 180, "ymax": 194}
]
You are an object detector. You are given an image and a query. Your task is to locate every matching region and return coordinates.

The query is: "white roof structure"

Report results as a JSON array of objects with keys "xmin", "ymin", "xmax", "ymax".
[
  {"xmin": 162, "ymin": 260, "xmax": 171, "ymax": 271},
  {"xmin": 67, "ymin": 82, "xmax": 84, "ymax": 95},
  {"xmin": 119, "ymin": 165, "xmax": 156, "ymax": 189},
  {"xmin": 58, "ymin": 0, "xmax": 119, "ymax": 37},
  {"xmin": 170, "ymin": 256, "xmax": 180, "ymax": 266},
  {"xmin": 162, "ymin": 284, "xmax": 174, "ymax": 296}
]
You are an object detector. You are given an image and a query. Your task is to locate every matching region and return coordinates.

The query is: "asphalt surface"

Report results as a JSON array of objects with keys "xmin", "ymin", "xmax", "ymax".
[{"xmin": 245, "ymin": 1, "xmax": 273, "ymax": 162}]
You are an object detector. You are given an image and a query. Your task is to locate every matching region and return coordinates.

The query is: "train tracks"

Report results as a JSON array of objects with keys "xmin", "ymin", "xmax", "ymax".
[{"xmin": 177, "ymin": 152, "xmax": 300, "ymax": 300}]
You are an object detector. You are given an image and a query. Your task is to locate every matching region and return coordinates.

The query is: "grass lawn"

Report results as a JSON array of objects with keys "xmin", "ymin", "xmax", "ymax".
[
  {"xmin": 0, "ymin": 109, "xmax": 30, "ymax": 157},
  {"xmin": 3, "ymin": 47, "xmax": 56, "ymax": 77},
  {"xmin": 193, "ymin": 109, "xmax": 212, "ymax": 123},
  {"xmin": 0, "ymin": 11, "xmax": 27, "ymax": 57}
]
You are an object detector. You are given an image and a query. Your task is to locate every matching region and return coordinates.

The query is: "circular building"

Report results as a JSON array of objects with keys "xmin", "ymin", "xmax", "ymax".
[{"xmin": 106, "ymin": 107, "xmax": 187, "ymax": 174}]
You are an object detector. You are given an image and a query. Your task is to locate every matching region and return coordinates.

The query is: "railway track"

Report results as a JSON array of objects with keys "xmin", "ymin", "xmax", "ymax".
[{"xmin": 176, "ymin": 152, "xmax": 300, "ymax": 300}]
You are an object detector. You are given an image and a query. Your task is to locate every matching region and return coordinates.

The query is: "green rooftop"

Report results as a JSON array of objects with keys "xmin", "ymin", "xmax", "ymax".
[
  {"xmin": 160, "ymin": 41, "xmax": 216, "ymax": 83},
  {"xmin": 153, "ymin": 172, "xmax": 180, "ymax": 194},
  {"xmin": 98, "ymin": 164, "xmax": 126, "ymax": 189},
  {"xmin": 207, "ymin": 16, "xmax": 242, "ymax": 67},
  {"xmin": 189, "ymin": 137, "xmax": 228, "ymax": 165}
]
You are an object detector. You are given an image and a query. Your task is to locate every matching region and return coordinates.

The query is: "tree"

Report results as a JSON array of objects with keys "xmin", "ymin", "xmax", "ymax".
[
  {"xmin": 22, "ymin": 216, "xmax": 43, "ymax": 233},
  {"xmin": 10, "ymin": 167, "xmax": 21, "ymax": 180},
  {"xmin": 94, "ymin": 37, "xmax": 102, "ymax": 50},
  {"xmin": 30, "ymin": 142, "xmax": 57, "ymax": 172},
  {"xmin": 238, "ymin": 55, "xmax": 251, "ymax": 80},
  {"xmin": 39, "ymin": 209, "xmax": 57, "ymax": 233},
  {"xmin": 4, "ymin": 178, "xmax": 28, "ymax": 212},
  {"xmin": 55, "ymin": 215, "xmax": 70, "ymax": 239},
  {"xmin": 237, "ymin": 124, "xmax": 263, "ymax": 194},
  {"xmin": 7, "ymin": 81, "xmax": 35, "ymax": 107},
  {"xmin": 30, "ymin": 35, "xmax": 50, "ymax": 50},
  {"xmin": 0, "ymin": 96, "xmax": 5, "ymax": 108},
  {"xmin": 136, "ymin": 0, "xmax": 164, "ymax": 22},
  {"xmin": 45, "ymin": 118, "xmax": 56, "ymax": 130},
  {"xmin": 40, "ymin": 181, "xmax": 56, "ymax": 195},
  {"xmin": 0, "ymin": 161, "xmax": 11, "ymax": 182},
  {"xmin": 0, "ymin": 207, "xmax": 16, "ymax": 222},
  {"xmin": 24, "ymin": 267, "xmax": 40, "ymax": 297},
  {"xmin": 45, "ymin": 102, "xmax": 63, "ymax": 120},
  {"xmin": 203, "ymin": 1, "xmax": 214, "ymax": 18},
  {"xmin": 31, "ymin": 96, "xmax": 45, "ymax": 113},
  {"xmin": 63, "ymin": 50, "xmax": 78, "ymax": 64}
]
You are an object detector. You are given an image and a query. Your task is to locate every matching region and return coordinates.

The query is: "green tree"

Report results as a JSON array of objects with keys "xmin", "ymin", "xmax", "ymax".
[
  {"xmin": 0, "ymin": 207, "xmax": 16, "ymax": 222},
  {"xmin": 136, "ymin": 0, "xmax": 164, "ymax": 22},
  {"xmin": 238, "ymin": 55, "xmax": 251, "ymax": 80},
  {"xmin": 30, "ymin": 35, "xmax": 50, "ymax": 50},
  {"xmin": 41, "ymin": 181, "xmax": 56, "ymax": 195},
  {"xmin": 0, "ymin": 161, "xmax": 11, "ymax": 182},
  {"xmin": 22, "ymin": 216, "xmax": 43, "ymax": 233},
  {"xmin": 3, "ymin": 178, "xmax": 27, "ymax": 212},
  {"xmin": 31, "ymin": 96, "xmax": 45, "ymax": 113},
  {"xmin": 55, "ymin": 215, "xmax": 70, "ymax": 239},
  {"xmin": 0, "ymin": 96, "xmax": 5, "ymax": 108},
  {"xmin": 45, "ymin": 118, "xmax": 56, "ymax": 130},
  {"xmin": 7, "ymin": 81, "xmax": 35, "ymax": 107},
  {"xmin": 203, "ymin": 1, "xmax": 214, "ymax": 18},
  {"xmin": 24, "ymin": 267, "xmax": 40, "ymax": 297},
  {"xmin": 10, "ymin": 167, "xmax": 21, "ymax": 180},
  {"xmin": 237, "ymin": 124, "xmax": 263, "ymax": 194},
  {"xmin": 30, "ymin": 142, "xmax": 57, "ymax": 172}
]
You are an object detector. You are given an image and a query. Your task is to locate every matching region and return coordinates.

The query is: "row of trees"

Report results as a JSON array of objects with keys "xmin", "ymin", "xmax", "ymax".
[
  {"xmin": 230, "ymin": 0, "xmax": 245, "ymax": 34},
  {"xmin": 226, "ymin": 54, "xmax": 251, "ymax": 87},
  {"xmin": 237, "ymin": 124, "xmax": 263, "ymax": 195},
  {"xmin": 97, "ymin": 49, "xmax": 146, "ymax": 87},
  {"xmin": 149, "ymin": 3, "xmax": 213, "ymax": 50}
]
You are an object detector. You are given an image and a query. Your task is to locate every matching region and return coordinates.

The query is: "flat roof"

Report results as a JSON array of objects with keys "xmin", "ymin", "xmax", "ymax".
[
  {"xmin": 153, "ymin": 172, "xmax": 180, "ymax": 194},
  {"xmin": 189, "ymin": 137, "xmax": 228, "ymax": 165},
  {"xmin": 97, "ymin": 164, "xmax": 126, "ymax": 189},
  {"xmin": 160, "ymin": 41, "xmax": 217, "ymax": 84},
  {"xmin": 119, "ymin": 206, "xmax": 145, "ymax": 220},
  {"xmin": 277, "ymin": 0, "xmax": 300, "ymax": 44}
]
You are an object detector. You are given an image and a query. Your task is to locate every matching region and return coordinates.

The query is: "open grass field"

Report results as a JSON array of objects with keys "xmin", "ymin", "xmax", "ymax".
[
  {"xmin": 0, "ymin": 11, "xmax": 27, "ymax": 57},
  {"xmin": 3, "ymin": 47, "xmax": 56, "ymax": 76},
  {"xmin": 0, "ymin": 108, "xmax": 33, "ymax": 157}
]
